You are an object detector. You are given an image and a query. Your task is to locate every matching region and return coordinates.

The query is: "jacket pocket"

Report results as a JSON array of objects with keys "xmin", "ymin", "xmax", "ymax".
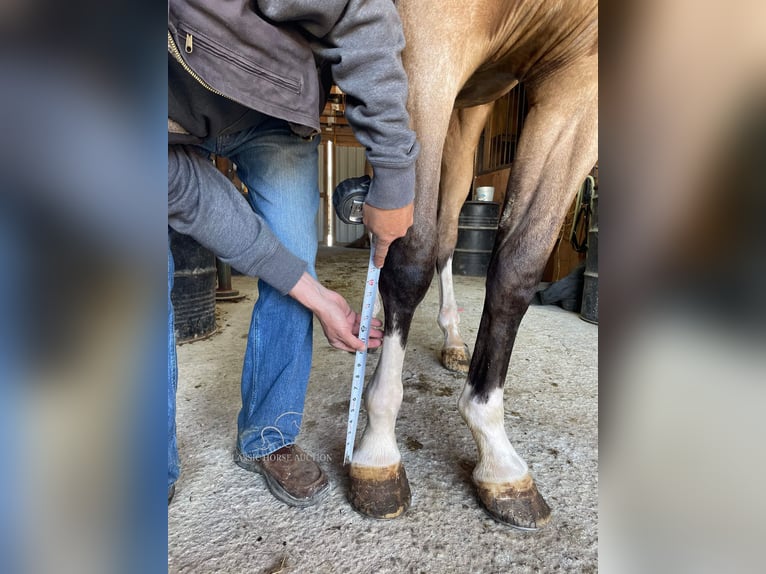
[{"xmin": 178, "ymin": 23, "xmax": 302, "ymax": 95}]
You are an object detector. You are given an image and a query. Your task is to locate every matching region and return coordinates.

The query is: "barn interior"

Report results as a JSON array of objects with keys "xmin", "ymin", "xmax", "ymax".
[{"xmin": 168, "ymin": 86, "xmax": 599, "ymax": 572}]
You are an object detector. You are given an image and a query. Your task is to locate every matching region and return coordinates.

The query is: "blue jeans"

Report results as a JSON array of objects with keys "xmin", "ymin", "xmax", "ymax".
[
  {"xmin": 168, "ymin": 116, "xmax": 320, "ymax": 488},
  {"xmin": 168, "ymin": 235, "xmax": 180, "ymax": 489}
]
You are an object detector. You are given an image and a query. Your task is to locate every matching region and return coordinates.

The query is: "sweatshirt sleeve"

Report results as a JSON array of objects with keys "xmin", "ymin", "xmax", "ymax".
[
  {"xmin": 256, "ymin": 0, "xmax": 420, "ymax": 210},
  {"xmin": 168, "ymin": 146, "xmax": 307, "ymax": 295}
]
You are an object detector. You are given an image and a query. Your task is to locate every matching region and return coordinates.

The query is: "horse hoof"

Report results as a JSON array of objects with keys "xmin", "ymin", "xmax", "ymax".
[
  {"xmin": 441, "ymin": 344, "xmax": 471, "ymax": 373},
  {"xmin": 349, "ymin": 462, "xmax": 411, "ymax": 519},
  {"xmin": 475, "ymin": 474, "xmax": 551, "ymax": 530}
]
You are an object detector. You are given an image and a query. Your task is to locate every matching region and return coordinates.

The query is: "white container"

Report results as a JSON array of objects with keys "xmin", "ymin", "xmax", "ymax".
[{"xmin": 475, "ymin": 186, "xmax": 495, "ymax": 202}]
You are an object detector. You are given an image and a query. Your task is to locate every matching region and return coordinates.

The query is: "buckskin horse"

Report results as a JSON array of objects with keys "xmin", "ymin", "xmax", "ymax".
[{"xmin": 348, "ymin": 0, "xmax": 598, "ymax": 529}]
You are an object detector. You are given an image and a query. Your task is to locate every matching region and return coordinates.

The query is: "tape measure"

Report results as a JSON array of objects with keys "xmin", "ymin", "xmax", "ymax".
[{"xmin": 344, "ymin": 240, "xmax": 380, "ymax": 465}]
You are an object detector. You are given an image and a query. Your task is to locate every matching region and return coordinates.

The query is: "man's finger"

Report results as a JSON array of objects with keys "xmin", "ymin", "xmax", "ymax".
[
  {"xmin": 338, "ymin": 332, "xmax": 365, "ymax": 352},
  {"xmin": 336, "ymin": 337, "xmax": 363, "ymax": 353},
  {"xmin": 350, "ymin": 339, "xmax": 368, "ymax": 352},
  {"xmin": 373, "ymin": 238, "xmax": 390, "ymax": 268}
]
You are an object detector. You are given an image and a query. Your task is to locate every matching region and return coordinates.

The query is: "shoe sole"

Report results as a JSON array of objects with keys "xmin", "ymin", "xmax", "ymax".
[{"xmin": 234, "ymin": 450, "xmax": 330, "ymax": 508}]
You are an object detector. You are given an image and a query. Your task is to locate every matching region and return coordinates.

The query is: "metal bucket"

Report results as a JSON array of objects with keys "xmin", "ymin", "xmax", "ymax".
[
  {"xmin": 580, "ymin": 192, "xmax": 599, "ymax": 324},
  {"xmin": 452, "ymin": 201, "xmax": 500, "ymax": 276},
  {"xmin": 170, "ymin": 230, "xmax": 218, "ymax": 343}
]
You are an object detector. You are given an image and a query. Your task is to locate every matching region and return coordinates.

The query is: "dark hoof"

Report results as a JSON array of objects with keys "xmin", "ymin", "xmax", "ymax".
[
  {"xmin": 349, "ymin": 462, "xmax": 411, "ymax": 519},
  {"xmin": 441, "ymin": 344, "xmax": 471, "ymax": 373},
  {"xmin": 475, "ymin": 474, "xmax": 551, "ymax": 530}
]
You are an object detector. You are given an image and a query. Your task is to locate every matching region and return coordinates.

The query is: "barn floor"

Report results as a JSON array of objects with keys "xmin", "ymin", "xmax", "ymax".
[{"xmin": 169, "ymin": 246, "xmax": 598, "ymax": 573}]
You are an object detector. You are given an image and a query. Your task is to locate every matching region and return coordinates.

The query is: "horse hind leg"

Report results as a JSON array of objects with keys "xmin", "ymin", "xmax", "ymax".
[
  {"xmin": 459, "ymin": 56, "xmax": 598, "ymax": 529},
  {"xmin": 437, "ymin": 103, "xmax": 495, "ymax": 373}
]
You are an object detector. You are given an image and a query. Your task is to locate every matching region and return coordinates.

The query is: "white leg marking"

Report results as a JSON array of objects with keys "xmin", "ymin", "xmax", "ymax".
[
  {"xmin": 352, "ymin": 334, "xmax": 405, "ymax": 467},
  {"xmin": 437, "ymin": 257, "xmax": 465, "ymax": 350},
  {"xmin": 373, "ymin": 291, "xmax": 383, "ymax": 319},
  {"xmin": 458, "ymin": 385, "xmax": 528, "ymax": 484}
]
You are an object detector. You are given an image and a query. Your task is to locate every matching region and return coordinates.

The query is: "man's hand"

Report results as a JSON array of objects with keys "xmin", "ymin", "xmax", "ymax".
[
  {"xmin": 363, "ymin": 202, "xmax": 414, "ymax": 268},
  {"xmin": 314, "ymin": 289, "xmax": 384, "ymax": 353},
  {"xmin": 289, "ymin": 272, "xmax": 383, "ymax": 352}
]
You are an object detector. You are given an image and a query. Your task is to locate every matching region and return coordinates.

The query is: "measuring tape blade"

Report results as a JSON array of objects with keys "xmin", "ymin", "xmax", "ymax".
[{"xmin": 344, "ymin": 241, "xmax": 380, "ymax": 465}]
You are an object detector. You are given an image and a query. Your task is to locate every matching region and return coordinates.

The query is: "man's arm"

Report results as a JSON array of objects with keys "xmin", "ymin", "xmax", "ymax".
[
  {"xmin": 168, "ymin": 145, "xmax": 306, "ymax": 294},
  {"xmin": 256, "ymin": 0, "xmax": 419, "ymax": 267},
  {"xmin": 168, "ymin": 145, "xmax": 382, "ymax": 350},
  {"xmin": 289, "ymin": 272, "xmax": 383, "ymax": 353}
]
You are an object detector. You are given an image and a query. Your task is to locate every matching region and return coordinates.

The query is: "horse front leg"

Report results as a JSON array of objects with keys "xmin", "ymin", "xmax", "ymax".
[
  {"xmin": 348, "ymin": 50, "xmax": 453, "ymax": 515},
  {"xmin": 458, "ymin": 57, "xmax": 598, "ymax": 529},
  {"xmin": 436, "ymin": 103, "xmax": 495, "ymax": 373},
  {"xmin": 348, "ymin": 232, "xmax": 437, "ymax": 518}
]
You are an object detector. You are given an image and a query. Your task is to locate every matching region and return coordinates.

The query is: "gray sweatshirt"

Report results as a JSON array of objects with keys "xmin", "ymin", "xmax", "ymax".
[{"xmin": 168, "ymin": 146, "xmax": 307, "ymax": 295}]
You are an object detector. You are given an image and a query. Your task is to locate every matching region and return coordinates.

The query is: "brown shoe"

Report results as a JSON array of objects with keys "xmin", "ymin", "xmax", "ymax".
[{"xmin": 234, "ymin": 445, "xmax": 330, "ymax": 507}]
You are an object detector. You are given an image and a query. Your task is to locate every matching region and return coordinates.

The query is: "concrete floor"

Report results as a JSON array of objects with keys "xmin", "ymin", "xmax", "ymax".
[{"xmin": 169, "ymin": 246, "xmax": 598, "ymax": 573}]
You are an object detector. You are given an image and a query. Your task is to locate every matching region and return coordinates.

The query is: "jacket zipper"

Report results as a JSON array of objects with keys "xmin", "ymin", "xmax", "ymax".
[
  {"xmin": 177, "ymin": 24, "xmax": 302, "ymax": 95},
  {"xmin": 168, "ymin": 27, "xmax": 317, "ymax": 137},
  {"xmin": 168, "ymin": 30, "xmax": 229, "ymax": 99}
]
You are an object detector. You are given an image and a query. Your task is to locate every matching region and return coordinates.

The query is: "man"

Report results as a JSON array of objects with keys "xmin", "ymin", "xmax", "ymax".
[
  {"xmin": 168, "ymin": 146, "xmax": 383, "ymax": 504},
  {"xmin": 168, "ymin": 0, "xmax": 419, "ymax": 507}
]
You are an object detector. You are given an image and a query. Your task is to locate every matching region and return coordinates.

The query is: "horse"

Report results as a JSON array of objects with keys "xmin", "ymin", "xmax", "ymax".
[{"xmin": 347, "ymin": 0, "xmax": 598, "ymax": 530}]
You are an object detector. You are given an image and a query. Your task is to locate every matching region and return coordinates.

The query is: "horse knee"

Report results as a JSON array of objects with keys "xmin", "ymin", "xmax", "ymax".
[{"xmin": 379, "ymin": 243, "xmax": 436, "ymax": 339}]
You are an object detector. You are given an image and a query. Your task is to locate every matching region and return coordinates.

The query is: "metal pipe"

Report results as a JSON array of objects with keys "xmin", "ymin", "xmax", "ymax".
[
  {"xmin": 325, "ymin": 139, "xmax": 335, "ymax": 246},
  {"xmin": 217, "ymin": 261, "xmax": 233, "ymax": 291}
]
